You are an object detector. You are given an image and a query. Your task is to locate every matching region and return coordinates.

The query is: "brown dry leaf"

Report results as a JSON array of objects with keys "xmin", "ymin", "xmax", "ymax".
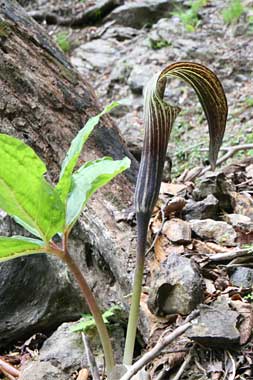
[
  {"xmin": 193, "ymin": 239, "xmax": 217, "ymax": 255},
  {"xmin": 205, "ymin": 242, "xmax": 231, "ymax": 253},
  {"xmin": 230, "ymin": 300, "xmax": 253, "ymax": 345},
  {"xmin": 153, "ymin": 235, "xmax": 168, "ymax": 266},
  {"xmin": 152, "ymin": 235, "xmax": 184, "ymax": 268},
  {"xmin": 76, "ymin": 368, "xmax": 89, "ymax": 380}
]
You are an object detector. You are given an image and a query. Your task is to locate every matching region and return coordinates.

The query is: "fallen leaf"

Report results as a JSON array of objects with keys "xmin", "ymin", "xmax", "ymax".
[{"xmin": 230, "ymin": 300, "xmax": 253, "ymax": 345}]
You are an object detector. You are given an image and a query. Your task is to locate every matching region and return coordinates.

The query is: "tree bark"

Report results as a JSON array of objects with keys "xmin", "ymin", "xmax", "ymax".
[{"xmin": 0, "ymin": 0, "xmax": 140, "ymax": 346}]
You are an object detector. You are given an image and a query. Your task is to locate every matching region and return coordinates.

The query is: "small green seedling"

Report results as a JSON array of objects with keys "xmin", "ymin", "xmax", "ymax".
[
  {"xmin": 148, "ymin": 38, "xmax": 171, "ymax": 50},
  {"xmin": 71, "ymin": 305, "xmax": 122, "ymax": 334},
  {"xmin": 222, "ymin": 0, "xmax": 244, "ymax": 25},
  {"xmin": 55, "ymin": 31, "xmax": 71, "ymax": 53},
  {"xmin": 172, "ymin": 0, "xmax": 207, "ymax": 32},
  {"xmin": 0, "ymin": 101, "xmax": 130, "ymax": 375}
]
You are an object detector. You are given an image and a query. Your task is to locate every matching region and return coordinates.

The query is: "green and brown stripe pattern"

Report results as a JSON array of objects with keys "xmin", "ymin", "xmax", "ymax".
[{"xmin": 135, "ymin": 62, "xmax": 228, "ymax": 216}]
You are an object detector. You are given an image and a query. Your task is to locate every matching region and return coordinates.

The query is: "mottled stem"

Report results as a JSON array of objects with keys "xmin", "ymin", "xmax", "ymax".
[{"xmin": 123, "ymin": 212, "xmax": 150, "ymax": 365}]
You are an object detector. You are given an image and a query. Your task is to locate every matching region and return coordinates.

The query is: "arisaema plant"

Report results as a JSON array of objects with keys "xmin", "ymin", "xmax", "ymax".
[
  {"xmin": 123, "ymin": 62, "xmax": 227, "ymax": 367},
  {"xmin": 0, "ymin": 62, "xmax": 227, "ymax": 379}
]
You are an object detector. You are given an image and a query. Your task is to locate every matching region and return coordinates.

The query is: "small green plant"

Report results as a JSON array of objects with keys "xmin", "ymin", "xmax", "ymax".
[
  {"xmin": 245, "ymin": 96, "xmax": 253, "ymax": 108},
  {"xmin": 172, "ymin": 0, "xmax": 207, "ymax": 32},
  {"xmin": 55, "ymin": 31, "xmax": 71, "ymax": 53},
  {"xmin": 0, "ymin": 102, "xmax": 130, "ymax": 376},
  {"xmin": 148, "ymin": 38, "xmax": 171, "ymax": 50},
  {"xmin": 71, "ymin": 305, "xmax": 122, "ymax": 334},
  {"xmin": 222, "ymin": 0, "xmax": 244, "ymax": 25}
]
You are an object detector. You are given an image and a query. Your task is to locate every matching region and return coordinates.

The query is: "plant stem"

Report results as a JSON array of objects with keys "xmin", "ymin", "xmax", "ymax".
[
  {"xmin": 61, "ymin": 244, "xmax": 115, "ymax": 374},
  {"xmin": 123, "ymin": 212, "xmax": 150, "ymax": 365}
]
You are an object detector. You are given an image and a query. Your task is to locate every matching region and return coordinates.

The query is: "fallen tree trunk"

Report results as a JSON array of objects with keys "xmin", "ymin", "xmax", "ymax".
[{"xmin": 0, "ymin": 0, "xmax": 139, "ymax": 348}]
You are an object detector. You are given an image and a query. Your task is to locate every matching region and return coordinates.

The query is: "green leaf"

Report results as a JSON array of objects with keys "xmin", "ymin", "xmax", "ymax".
[
  {"xmin": 0, "ymin": 236, "xmax": 46, "ymax": 262},
  {"xmin": 57, "ymin": 102, "xmax": 120, "ymax": 204},
  {"xmin": 70, "ymin": 306, "xmax": 122, "ymax": 333},
  {"xmin": 0, "ymin": 134, "xmax": 65, "ymax": 242},
  {"xmin": 66, "ymin": 156, "xmax": 130, "ymax": 228}
]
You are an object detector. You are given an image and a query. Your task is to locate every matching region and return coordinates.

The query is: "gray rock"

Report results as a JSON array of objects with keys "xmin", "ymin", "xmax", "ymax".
[
  {"xmin": 183, "ymin": 194, "xmax": 219, "ymax": 221},
  {"xmin": 162, "ymin": 218, "xmax": 192, "ymax": 244},
  {"xmin": 40, "ymin": 322, "xmax": 85, "ymax": 372},
  {"xmin": 0, "ymin": 254, "xmax": 85, "ymax": 349},
  {"xmin": 20, "ymin": 361, "xmax": 65, "ymax": 380},
  {"xmin": 187, "ymin": 298, "xmax": 240, "ymax": 347},
  {"xmin": 40, "ymin": 319, "xmax": 125, "ymax": 372},
  {"xmin": 128, "ymin": 65, "xmax": 157, "ymax": 94},
  {"xmin": 224, "ymin": 213, "xmax": 252, "ymax": 227},
  {"xmin": 0, "ymin": 214, "xmax": 119, "ymax": 349},
  {"xmin": 101, "ymin": 25, "xmax": 139, "ymax": 41},
  {"xmin": 230, "ymin": 267, "xmax": 253, "ymax": 288},
  {"xmin": 148, "ymin": 253, "xmax": 203, "ymax": 316},
  {"xmin": 106, "ymin": 1, "xmax": 175, "ymax": 29},
  {"xmin": 190, "ymin": 219, "xmax": 237, "ymax": 246},
  {"xmin": 71, "ymin": 39, "xmax": 120, "ymax": 71},
  {"xmin": 22, "ymin": 320, "xmax": 125, "ymax": 378},
  {"xmin": 193, "ymin": 172, "xmax": 236, "ymax": 212}
]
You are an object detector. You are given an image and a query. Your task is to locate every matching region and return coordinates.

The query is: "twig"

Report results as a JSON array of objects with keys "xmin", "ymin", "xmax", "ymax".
[
  {"xmin": 226, "ymin": 351, "xmax": 236, "ymax": 380},
  {"xmin": 120, "ymin": 311, "xmax": 199, "ymax": 380},
  {"xmin": 200, "ymin": 144, "xmax": 253, "ymax": 176},
  {"xmin": 172, "ymin": 350, "xmax": 192, "ymax": 380},
  {"xmin": 207, "ymin": 248, "xmax": 253, "ymax": 262},
  {"xmin": 81, "ymin": 333, "xmax": 100, "ymax": 380},
  {"xmin": 0, "ymin": 358, "xmax": 20, "ymax": 378},
  {"xmin": 0, "ymin": 368, "xmax": 16, "ymax": 380}
]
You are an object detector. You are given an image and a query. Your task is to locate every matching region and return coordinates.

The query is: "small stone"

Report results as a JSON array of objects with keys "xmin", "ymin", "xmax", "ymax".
[
  {"xmin": 106, "ymin": 0, "xmax": 174, "ymax": 29},
  {"xmin": 224, "ymin": 213, "xmax": 252, "ymax": 226},
  {"xmin": 193, "ymin": 172, "xmax": 235, "ymax": 212},
  {"xmin": 71, "ymin": 40, "xmax": 120, "ymax": 71},
  {"xmin": 232, "ymin": 192, "xmax": 253, "ymax": 221},
  {"xmin": 20, "ymin": 361, "xmax": 65, "ymax": 380},
  {"xmin": 230, "ymin": 267, "xmax": 253, "ymax": 288},
  {"xmin": 148, "ymin": 253, "xmax": 203, "ymax": 316},
  {"xmin": 128, "ymin": 65, "xmax": 156, "ymax": 94},
  {"xmin": 187, "ymin": 297, "xmax": 240, "ymax": 347},
  {"xmin": 162, "ymin": 218, "xmax": 191, "ymax": 244},
  {"xmin": 183, "ymin": 194, "xmax": 219, "ymax": 221},
  {"xmin": 190, "ymin": 219, "xmax": 237, "ymax": 246}
]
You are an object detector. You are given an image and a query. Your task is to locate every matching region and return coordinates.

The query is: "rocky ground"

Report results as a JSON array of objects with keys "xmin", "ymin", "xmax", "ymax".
[{"xmin": 1, "ymin": 0, "xmax": 253, "ymax": 379}]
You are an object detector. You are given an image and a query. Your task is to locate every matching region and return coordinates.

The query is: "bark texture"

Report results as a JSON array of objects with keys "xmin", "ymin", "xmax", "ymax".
[{"xmin": 0, "ymin": 0, "xmax": 140, "ymax": 347}]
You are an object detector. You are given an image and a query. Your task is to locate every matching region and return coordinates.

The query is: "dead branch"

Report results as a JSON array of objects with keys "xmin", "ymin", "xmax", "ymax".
[
  {"xmin": 207, "ymin": 248, "xmax": 253, "ymax": 262},
  {"xmin": 0, "ymin": 358, "xmax": 20, "ymax": 378},
  {"xmin": 200, "ymin": 144, "xmax": 253, "ymax": 176},
  {"xmin": 172, "ymin": 350, "xmax": 192, "ymax": 380},
  {"xmin": 120, "ymin": 311, "xmax": 199, "ymax": 380}
]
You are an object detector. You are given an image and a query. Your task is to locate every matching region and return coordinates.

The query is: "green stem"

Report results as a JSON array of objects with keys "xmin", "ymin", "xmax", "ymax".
[
  {"xmin": 123, "ymin": 212, "xmax": 150, "ymax": 365},
  {"xmin": 61, "ymin": 245, "xmax": 115, "ymax": 374}
]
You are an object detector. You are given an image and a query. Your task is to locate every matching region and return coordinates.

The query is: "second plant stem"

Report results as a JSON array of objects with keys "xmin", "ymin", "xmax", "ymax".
[
  {"xmin": 123, "ymin": 212, "xmax": 150, "ymax": 365},
  {"xmin": 58, "ymin": 236, "xmax": 115, "ymax": 375}
]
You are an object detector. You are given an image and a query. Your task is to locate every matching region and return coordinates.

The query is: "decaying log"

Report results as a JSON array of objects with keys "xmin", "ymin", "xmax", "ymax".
[{"xmin": 0, "ymin": 0, "xmax": 140, "ymax": 346}]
